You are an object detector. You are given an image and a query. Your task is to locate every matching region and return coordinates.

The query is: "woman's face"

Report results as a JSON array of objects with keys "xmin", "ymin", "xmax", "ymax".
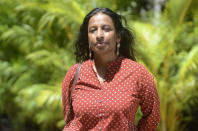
[{"xmin": 88, "ymin": 13, "xmax": 120, "ymax": 57}]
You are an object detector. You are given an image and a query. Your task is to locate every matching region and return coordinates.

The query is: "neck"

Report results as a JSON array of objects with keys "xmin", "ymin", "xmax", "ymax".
[
  {"xmin": 93, "ymin": 54, "xmax": 117, "ymax": 68},
  {"xmin": 92, "ymin": 54, "xmax": 118, "ymax": 82}
]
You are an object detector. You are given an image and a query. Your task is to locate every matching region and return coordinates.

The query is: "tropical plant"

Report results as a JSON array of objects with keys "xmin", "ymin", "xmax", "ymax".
[{"xmin": 132, "ymin": 0, "xmax": 198, "ymax": 130}]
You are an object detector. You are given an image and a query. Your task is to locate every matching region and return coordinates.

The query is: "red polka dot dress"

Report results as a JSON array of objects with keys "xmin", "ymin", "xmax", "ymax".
[{"xmin": 62, "ymin": 56, "xmax": 160, "ymax": 131}]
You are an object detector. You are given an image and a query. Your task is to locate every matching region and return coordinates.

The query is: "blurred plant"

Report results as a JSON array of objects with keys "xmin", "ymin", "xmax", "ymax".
[{"xmin": 132, "ymin": 0, "xmax": 198, "ymax": 130}]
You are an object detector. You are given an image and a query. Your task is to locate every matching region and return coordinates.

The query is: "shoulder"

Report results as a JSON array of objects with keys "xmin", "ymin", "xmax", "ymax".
[
  {"xmin": 122, "ymin": 58, "xmax": 153, "ymax": 78},
  {"xmin": 122, "ymin": 58, "xmax": 148, "ymax": 72},
  {"xmin": 64, "ymin": 59, "xmax": 90, "ymax": 77},
  {"xmin": 65, "ymin": 64, "xmax": 79, "ymax": 76},
  {"xmin": 62, "ymin": 63, "xmax": 82, "ymax": 91},
  {"xmin": 62, "ymin": 63, "xmax": 80, "ymax": 85},
  {"xmin": 81, "ymin": 59, "xmax": 91, "ymax": 68}
]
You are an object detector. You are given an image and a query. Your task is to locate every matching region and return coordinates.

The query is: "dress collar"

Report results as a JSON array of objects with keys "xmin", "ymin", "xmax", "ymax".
[
  {"xmin": 89, "ymin": 56, "xmax": 124, "ymax": 82},
  {"xmin": 106, "ymin": 56, "xmax": 123, "ymax": 70},
  {"xmin": 89, "ymin": 56, "xmax": 123, "ymax": 68}
]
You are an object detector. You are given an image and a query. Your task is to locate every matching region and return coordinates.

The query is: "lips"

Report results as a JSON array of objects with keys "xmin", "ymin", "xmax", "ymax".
[{"xmin": 95, "ymin": 42, "xmax": 106, "ymax": 47}]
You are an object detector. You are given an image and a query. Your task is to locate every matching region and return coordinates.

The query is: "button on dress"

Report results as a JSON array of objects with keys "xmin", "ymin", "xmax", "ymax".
[{"xmin": 62, "ymin": 56, "xmax": 160, "ymax": 131}]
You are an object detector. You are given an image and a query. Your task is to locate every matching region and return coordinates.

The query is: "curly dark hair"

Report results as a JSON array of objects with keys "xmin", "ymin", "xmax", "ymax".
[{"xmin": 75, "ymin": 8, "xmax": 136, "ymax": 63}]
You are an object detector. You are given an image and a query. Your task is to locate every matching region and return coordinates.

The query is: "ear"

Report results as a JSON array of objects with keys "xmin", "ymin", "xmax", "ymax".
[{"xmin": 116, "ymin": 34, "xmax": 121, "ymax": 43}]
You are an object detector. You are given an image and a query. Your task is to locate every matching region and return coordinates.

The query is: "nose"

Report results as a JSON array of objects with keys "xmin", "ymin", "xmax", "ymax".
[{"xmin": 96, "ymin": 28, "xmax": 104, "ymax": 41}]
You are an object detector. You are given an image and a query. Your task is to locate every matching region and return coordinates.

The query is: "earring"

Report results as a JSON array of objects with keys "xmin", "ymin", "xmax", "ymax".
[
  {"xmin": 89, "ymin": 45, "xmax": 92, "ymax": 59},
  {"xmin": 117, "ymin": 42, "xmax": 120, "ymax": 56}
]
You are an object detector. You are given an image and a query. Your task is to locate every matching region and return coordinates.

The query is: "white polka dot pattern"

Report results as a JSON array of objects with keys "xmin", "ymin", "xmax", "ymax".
[{"xmin": 62, "ymin": 57, "xmax": 160, "ymax": 131}]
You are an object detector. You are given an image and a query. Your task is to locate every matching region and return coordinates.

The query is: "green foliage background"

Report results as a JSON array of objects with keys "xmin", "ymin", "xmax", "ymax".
[{"xmin": 0, "ymin": 0, "xmax": 198, "ymax": 131}]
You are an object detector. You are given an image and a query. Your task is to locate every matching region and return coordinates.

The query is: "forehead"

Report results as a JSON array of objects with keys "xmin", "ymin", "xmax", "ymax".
[{"xmin": 88, "ymin": 13, "xmax": 114, "ymax": 27}]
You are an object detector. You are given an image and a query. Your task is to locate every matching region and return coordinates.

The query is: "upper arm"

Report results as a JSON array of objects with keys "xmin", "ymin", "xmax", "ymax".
[
  {"xmin": 138, "ymin": 67, "xmax": 160, "ymax": 130},
  {"xmin": 62, "ymin": 64, "xmax": 78, "ymax": 121}
]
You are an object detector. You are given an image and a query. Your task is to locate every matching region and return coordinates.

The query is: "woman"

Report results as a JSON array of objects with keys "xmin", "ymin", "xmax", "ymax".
[{"xmin": 62, "ymin": 8, "xmax": 160, "ymax": 131}]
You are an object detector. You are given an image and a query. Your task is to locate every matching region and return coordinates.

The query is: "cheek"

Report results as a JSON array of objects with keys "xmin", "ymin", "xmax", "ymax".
[
  {"xmin": 88, "ymin": 34, "xmax": 94, "ymax": 43},
  {"xmin": 109, "ymin": 34, "xmax": 118, "ymax": 43},
  {"xmin": 112, "ymin": 35, "xmax": 118, "ymax": 49},
  {"xmin": 109, "ymin": 32, "xmax": 117, "ymax": 40}
]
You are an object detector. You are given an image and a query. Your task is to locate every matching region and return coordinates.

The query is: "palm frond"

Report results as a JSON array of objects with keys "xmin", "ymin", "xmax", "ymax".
[
  {"xmin": 15, "ymin": 83, "xmax": 63, "ymax": 129},
  {"xmin": 178, "ymin": 45, "xmax": 198, "ymax": 82},
  {"xmin": 165, "ymin": 0, "xmax": 192, "ymax": 27},
  {"xmin": 133, "ymin": 22, "xmax": 169, "ymax": 75}
]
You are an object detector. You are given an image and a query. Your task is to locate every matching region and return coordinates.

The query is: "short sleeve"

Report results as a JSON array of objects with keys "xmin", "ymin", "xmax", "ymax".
[
  {"xmin": 62, "ymin": 64, "xmax": 78, "ymax": 122},
  {"xmin": 137, "ymin": 67, "xmax": 160, "ymax": 131}
]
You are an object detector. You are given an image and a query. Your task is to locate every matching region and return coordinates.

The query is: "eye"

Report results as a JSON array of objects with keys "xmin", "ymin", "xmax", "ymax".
[
  {"xmin": 102, "ymin": 26, "xmax": 112, "ymax": 32},
  {"xmin": 89, "ymin": 27, "xmax": 96, "ymax": 33}
]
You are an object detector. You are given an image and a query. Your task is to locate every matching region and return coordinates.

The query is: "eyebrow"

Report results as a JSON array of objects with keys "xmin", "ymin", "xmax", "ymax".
[{"xmin": 88, "ymin": 24, "xmax": 112, "ymax": 29}]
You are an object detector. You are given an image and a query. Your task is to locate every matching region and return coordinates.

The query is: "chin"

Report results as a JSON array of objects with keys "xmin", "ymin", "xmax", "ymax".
[{"xmin": 95, "ymin": 49, "xmax": 114, "ymax": 56}]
